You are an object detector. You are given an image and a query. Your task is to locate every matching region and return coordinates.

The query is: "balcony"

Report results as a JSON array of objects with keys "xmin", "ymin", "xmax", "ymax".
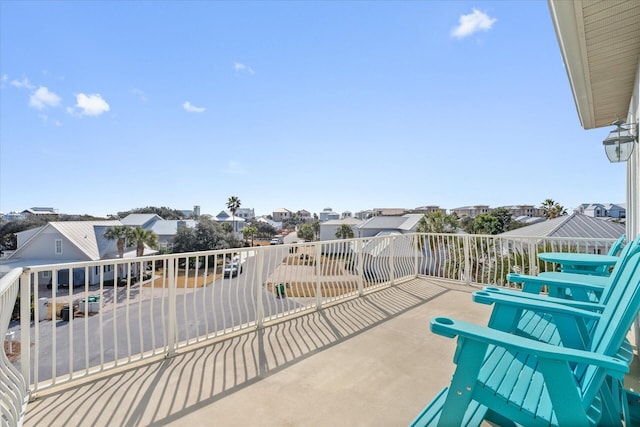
[{"xmin": 1, "ymin": 233, "xmax": 635, "ymax": 426}]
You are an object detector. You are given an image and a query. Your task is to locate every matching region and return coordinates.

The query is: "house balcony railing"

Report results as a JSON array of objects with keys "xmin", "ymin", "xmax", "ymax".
[{"xmin": 0, "ymin": 232, "xmax": 618, "ymax": 426}]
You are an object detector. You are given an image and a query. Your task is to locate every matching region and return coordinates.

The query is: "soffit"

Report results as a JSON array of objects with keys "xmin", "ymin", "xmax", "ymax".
[{"xmin": 550, "ymin": 0, "xmax": 640, "ymax": 129}]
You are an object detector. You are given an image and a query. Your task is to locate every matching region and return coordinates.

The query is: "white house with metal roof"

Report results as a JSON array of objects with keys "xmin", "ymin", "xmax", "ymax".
[
  {"xmin": 500, "ymin": 213, "xmax": 625, "ymax": 241},
  {"xmin": 2, "ymin": 220, "xmax": 156, "ymax": 286},
  {"xmin": 319, "ymin": 218, "xmax": 363, "ymax": 242},
  {"xmin": 355, "ymin": 214, "xmax": 423, "ymax": 238}
]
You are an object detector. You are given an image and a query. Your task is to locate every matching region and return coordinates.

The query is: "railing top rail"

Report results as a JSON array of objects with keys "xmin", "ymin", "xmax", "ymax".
[{"xmin": 0, "ymin": 266, "xmax": 23, "ymax": 295}]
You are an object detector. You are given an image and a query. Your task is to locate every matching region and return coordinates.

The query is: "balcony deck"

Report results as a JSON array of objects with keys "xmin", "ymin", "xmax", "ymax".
[
  {"xmin": 20, "ymin": 276, "xmax": 640, "ymax": 427},
  {"xmin": 21, "ymin": 278, "xmax": 493, "ymax": 426}
]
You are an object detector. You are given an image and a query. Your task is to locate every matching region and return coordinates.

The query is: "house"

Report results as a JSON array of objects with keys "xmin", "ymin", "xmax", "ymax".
[
  {"xmin": 319, "ymin": 218, "xmax": 363, "ymax": 242},
  {"xmin": 255, "ymin": 216, "xmax": 282, "ymax": 231},
  {"xmin": 410, "ymin": 206, "xmax": 446, "ymax": 215},
  {"xmin": 120, "ymin": 213, "xmax": 163, "ymax": 229},
  {"xmin": 500, "ymin": 213, "xmax": 625, "ymax": 241},
  {"xmin": 498, "ymin": 205, "xmax": 543, "ymax": 218},
  {"xmin": 215, "ymin": 211, "xmax": 246, "ymax": 235},
  {"xmin": 354, "ymin": 210, "xmax": 374, "ymax": 220},
  {"xmin": 296, "ymin": 210, "xmax": 312, "ymax": 222},
  {"xmin": 236, "ymin": 208, "xmax": 255, "ymax": 221},
  {"xmin": 149, "ymin": 219, "xmax": 197, "ymax": 250},
  {"xmin": 3, "ymin": 220, "xmax": 157, "ymax": 286},
  {"xmin": 373, "ymin": 208, "xmax": 406, "ymax": 216},
  {"xmin": 450, "ymin": 205, "xmax": 490, "ymax": 218},
  {"xmin": 272, "ymin": 208, "xmax": 292, "ymax": 222},
  {"xmin": 356, "ymin": 214, "xmax": 423, "ymax": 238},
  {"xmin": 341, "ymin": 211, "xmax": 352, "ymax": 219},
  {"xmin": 319, "ymin": 208, "xmax": 340, "ymax": 222},
  {"xmin": 575, "ymin": 203, "xmax": 626, "ymax": 219},
  {"xmin": 21, "ymin": 207, "xmax": 59, "ymax": 217}
]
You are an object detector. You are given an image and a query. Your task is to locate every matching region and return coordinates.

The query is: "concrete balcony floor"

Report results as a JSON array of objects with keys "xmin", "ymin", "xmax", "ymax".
[{"xmin": 22, "ymin": 278, "xmax": 639, "ymax": 427}]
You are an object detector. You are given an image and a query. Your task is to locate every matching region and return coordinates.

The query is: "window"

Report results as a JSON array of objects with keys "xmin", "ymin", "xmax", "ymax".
[
  {"xmin": 103, "ymin": 265, "xmax": 112, "ymax": 273},
  {"xmin": 55, "ymin": 239, "xmax": 63, "ymax": 254},
  {"xmin": 42, "ymin": 271, "xmax": 51, "ymax": 278}
]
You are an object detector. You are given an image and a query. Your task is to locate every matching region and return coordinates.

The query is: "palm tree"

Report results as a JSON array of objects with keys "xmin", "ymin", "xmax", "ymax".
[
  {"xmin": 129, "ymin": 226, "xmax": 158, "ymax": 257},
  {"xmin": 335, "ymin": 224, "xmax": 354, "ymax": 239},
  {"xmin": 104, "ymin": 225, "xmax": 133, "ymax": 258},
  {"xmin": 226, "ymin": 196, "xmax": 241, "ymax": 235},
  {"xmin": 129, "ymin": 227, "xmax": 158, "ymax": 282},
  {"xmin": 540, "ymin": 199, "xmax": 567, "ymax": 219},
  {"xmin": 242, "ymin": 225, "xmax": 257, "ymax": 246}
]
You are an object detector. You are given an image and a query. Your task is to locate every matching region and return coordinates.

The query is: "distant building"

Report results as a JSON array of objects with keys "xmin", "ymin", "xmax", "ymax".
[
  {"xmin": 354, "ymin": 210, "xmax": 375, "ymax": 220},
  {"xmin": 296, "ymin": 210, "xmax": 312, "ymax": 222},
  {"xmin": 319, "ymin": 208, "xmax": 340, "ymax": 222},
  {"xmin": 410, "ymin": 206, "xmax": 446, "ymax": 215},
  {"xmin": 236, "ymin": 208, "xmax": 255, "ymax": 221},
  {"xmin": 575, "ymin": 203, "xmax": 626, "ymax": 219},
  {"xmin": 272, "ymin": 208, "xmax": 292, "ymax": 222},
  {"xmin": 256, "ymin": 216, "xmax": 282, "ymax": 230},
  {"xmin": 498, "ymin": 205, "xmax": 542, "ymax": 218},
  {"xmin": 341, "ymin": 211, "xmax": 352, "ymax": 219},
  {"xmin": 21, "ymin": 207, "xmax": 59, "ymax": 217},
  {"xmin": 1, "ymin": 211, "xmax": 25, "ymax": 222},
  {"xmin": 373, "ymin": 208, "xmax": 406, "ymax": 216},
  {"xmin": 450, "ymin": 205, "xmax": 490, "ymax": 218}
]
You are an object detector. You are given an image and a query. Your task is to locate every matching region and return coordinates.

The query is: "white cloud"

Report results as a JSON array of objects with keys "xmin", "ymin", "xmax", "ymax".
[
  {"xmin": 29, "ymin": 86, "xmax": 61, "ymax": 109},
  {"xmin": 132, "ymin": 88, "xmax": 147, "ymax": 102},
  {"xmin": 11, "ymin": 77, "xmax": 34, "ymax": 89},
  {"xmin": 38, "ymin": 114, "xmax": 62, "ymax": 127},
  {"xmin": 72, "ymin": 93, "xmax": 110, "ymax": 116},
  {"xmin": 183, "ymin": 101, "xmax": 206, "ymax": 113},
  {"xmin": 451, "ymin": 9, "xmax": 497, "ymax": 39},
  {"xmin": 234, "ymin": 62, "xmax": 255, "ymax": 75}
]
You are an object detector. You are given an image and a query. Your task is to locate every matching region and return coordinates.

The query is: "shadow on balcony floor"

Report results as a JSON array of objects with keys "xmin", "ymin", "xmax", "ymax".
[{"xmin": 24, "ymin": 278, "xmax": 492, "ymax": 427}]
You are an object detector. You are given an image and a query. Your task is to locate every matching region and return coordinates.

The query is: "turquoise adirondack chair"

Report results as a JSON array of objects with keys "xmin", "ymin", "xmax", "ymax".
[
  {"xmin": 552, "ymin": 234, "xmax": 626, "ymax": 276},
  {"xmin": 503, "ymin": 235, "xmax": 639, "ymax": 303},
  {"xmin": 410, "ymin": 249, "xmax": 640, "ymax": 426}
]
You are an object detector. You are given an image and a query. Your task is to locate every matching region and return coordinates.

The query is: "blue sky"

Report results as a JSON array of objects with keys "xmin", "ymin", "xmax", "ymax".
[{"xmin": 0, "ymin": 1, "xmax": 626, "ymax": 218}]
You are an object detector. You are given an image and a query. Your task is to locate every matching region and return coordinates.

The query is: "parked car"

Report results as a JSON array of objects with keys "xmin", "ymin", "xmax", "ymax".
[
  {"xmin": 223, "ymin": 262, "xmax": 243, "ymax": 278},
  {"xmin": 270, "ymin": 237, "xmax": 284, "ymax": 245}
]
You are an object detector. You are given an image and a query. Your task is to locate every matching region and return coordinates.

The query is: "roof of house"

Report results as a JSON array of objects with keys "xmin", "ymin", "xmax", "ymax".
[
  {"xmin": 321, "ymin": 218, "xmax": 363, "ymax": 226},
  {"xmin": 499, "ymin": 213, "xmax": 625, "ymax": 239},
  {"xmin": 9, "ymin": 220, "xmax": 122, "ymax": 261},
  {"xmin": 120, "ymin": 214, "xmax": 163, "ymax": 228},
  {"xmin": 357, "ymin": 214, "xmax": 422, "ymax": 231},
  {"xmin": 150, "ymin": 220, "xmax": 198, "ymax": 236},
  {"xmin": 273, "ymin": 208, "xmax": 291, "ymax": 213}
]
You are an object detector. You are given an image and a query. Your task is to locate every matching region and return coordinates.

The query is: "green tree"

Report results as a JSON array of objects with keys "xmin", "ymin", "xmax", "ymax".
[
  {"xmin": 540, "ymin": 198, "xmax": 567, "ymax": 219},
  {"xmin": 298, "ymin": 223, "xmax": 315, "ymax": 242},
  {"xmin": 117, "ymin": 206, "xmax": 185, "ymax": 220},
  {"xmin": 242, "ymin": 225, "xmax": 258, "ymax": 246},
  {"xmin": 104, "ymin": 225, "xmax": 134, "ymax": 258},
  {"xmin": 312, "ymin": 220, "xmax": 320, "ymax": 240},
  {"xmin": 172, "ymin": 217, "xmax": 231, "ymax": 253},
  {"xmin": 226, "ymin": 196, "xmax": 241, "ymax": 234},
  {"xmin": 221, "ymin": 222, "xmax": 233, "ymax": 233},
  {"xmin": 129, "ymin": 227, "xmax": 158, "ymax": 257},
  {"xmin": 416, "ymin": 211, "xmax": 458, "ymax": 233},
  {"xmin": 470, "ymin": 214, "xmax": 501, "ymax": 234},
  {"xmin": 250, "ymin": 220, "xmax": 277, "ymax": 239},
  {"xmin": 335, "ymin": 224, "xmax": 354, "ymax": 239}
]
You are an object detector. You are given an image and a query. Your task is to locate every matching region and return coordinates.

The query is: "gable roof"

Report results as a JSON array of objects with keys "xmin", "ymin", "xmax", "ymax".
[
  {"xmin": 499, "ymin": 213, "xmax": 625, "ymax": 239},
  {"xmin": 321, "ymin": 218, "xmax": 363, "ymax": 226},
  {"xmin": 150, "ymin": 220, "xmax": 198, "ymax": 236},
  {"xmin": 357, "ymin": 214, "xmax": 423, "ymax": 231},
  {"xmin": 9, "ymin": 220, "xmax": 122, "ymax": 261},
  {"xmin": 121, "ymin": 214, "xmax": 163, "ymax": 228}
]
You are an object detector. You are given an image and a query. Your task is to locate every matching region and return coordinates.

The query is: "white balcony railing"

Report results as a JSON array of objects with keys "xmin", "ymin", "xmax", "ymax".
[{"xmin": 1, "ymin": 232, "xmax": 617, "ymax": 425}]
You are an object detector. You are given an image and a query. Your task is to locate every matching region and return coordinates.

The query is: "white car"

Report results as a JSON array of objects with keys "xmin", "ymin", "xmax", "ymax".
[
  {"xmin": 270, "ymin": 237, "xmax": 283, "ymax": 245},
  {"xmin": 223, "ymin": 262, "xmax": 242, "ymax": 277}
]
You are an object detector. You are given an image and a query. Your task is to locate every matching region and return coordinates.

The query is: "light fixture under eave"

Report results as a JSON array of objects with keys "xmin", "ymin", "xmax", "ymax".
[{"xmin": 602, "ymin": 119, "xmax": 638, "ymax": 163}]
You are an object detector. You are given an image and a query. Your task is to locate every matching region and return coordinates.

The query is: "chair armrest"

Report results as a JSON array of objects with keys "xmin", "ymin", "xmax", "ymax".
[
  {"xmin": 430, "ymin": 317, "xmax": 628, "ymax": 374},
  {"xmin": 478, "ymin": 288, "xmax": 605, "ymax": 312},
  {"xmin": 507, "ymin": 273, "xmax": 607, "ymax": 293}
]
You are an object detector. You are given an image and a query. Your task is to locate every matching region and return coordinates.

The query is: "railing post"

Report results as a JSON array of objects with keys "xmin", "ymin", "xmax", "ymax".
[
  {"xmin": 528, "ymin": 239, "xmax": 537, "ymax": 275},
  {"xmin": 166, "ymin": 257, "xmax": 176, "ymax": 357},
  {"xmin": 20, "ymin": 270, "xmax": 31, "ymax": 392},
  {"xmin": 413, "ymin": 234, "xmax": 419, "ymax": 278},
  {"xmin": 255, "ymin": 249, "xmax": 265, "ymax": 329},
  {"xmin": 463, "ymin": 235, "xmax": 471, "ymax": 285},
  {"xmin": 356, "ymin": 239, "xmax": 364, "ymax": 297},
  {"xmin": 389, "ymin": 236, "xmax": 395, "ymax": 285},
  {"xmin": 315, "ymin": 242, "xmax": 323, "ymax": 309}
]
